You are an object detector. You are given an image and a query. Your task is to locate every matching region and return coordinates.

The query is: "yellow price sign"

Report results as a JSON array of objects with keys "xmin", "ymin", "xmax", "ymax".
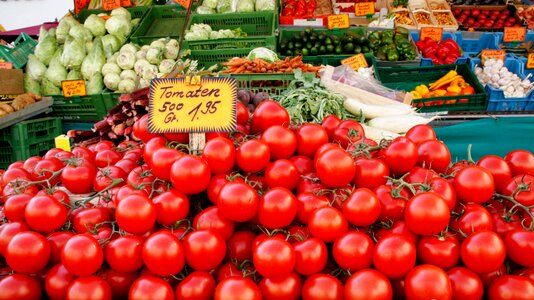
[
  {"xmin": 120, "ymin": 0, "xmax": 132, "ymax": 6},
  {"xmin": 341, "ymin": 53, "xmax": 368, "ymax": 71},
  {"xmin": 327, "ymin": 14, "xmax": 350, "ymax": 30},
  {"xmin": 148, "ymin": 77, "xmax": 237, "ymax": 133},
  {"xmin": 527, "ymin": 53, "xmax": 534, "ymax": 69},
  {"xmin": 355, "ymin": 2, "xmax": 375, "ymax": 16},
  {"xmin": 503, "ymin": 27, "xmax": 526, "ymax": 43},
  {"xmin": 103, "ymin": 0, "xmax": 121, "ymax": 10},
  {"xmin": 61, "ymin": 80, "xmax": 87, "ymax": 98},
  {"xmin": 0, "ymin": 62, "xmax": 12, "ymax": 69},
  {"xmin": 174, "ymin": 0, "xmax": 192, "ymax": 9},
  {"xmin": 420, "ymin": 27, "xmax": 443, "ymax": 42},
  {"xmin": 481, "ymin": 49, "xmax": 505, "ymax": 65}
]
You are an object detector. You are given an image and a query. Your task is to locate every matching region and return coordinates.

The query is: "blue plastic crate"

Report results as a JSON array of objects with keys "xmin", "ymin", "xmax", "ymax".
[
  {"xmin": 410, "ymin": 31, "xmax": 467, "ymax": 67},
  {"xmin": 469, "ymin": 56, "xmax": 531, "ymax": 111},
  {"xmin": 495, "ymin": 31, "xmax": 534, "ymax": 47},
  {"xmin": 454, "ymin": 32, "xmax": 500, "ymax": 57}
]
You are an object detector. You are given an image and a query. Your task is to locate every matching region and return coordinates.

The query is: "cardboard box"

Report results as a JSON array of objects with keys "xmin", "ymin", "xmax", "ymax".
[{"xmin": 0, "ymin": 69, "xmax": 23, "ymax": 103}]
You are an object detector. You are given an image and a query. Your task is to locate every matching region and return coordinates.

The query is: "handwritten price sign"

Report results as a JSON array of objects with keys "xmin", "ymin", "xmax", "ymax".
[
  {"xmin": 503, "ymin": 27, "xmax": 526, "ymax": 43},
  {"xmin": 527, "ymin": 53, "xmax": 534, "ymax": 69},
  {"xmin": 148, "ymin": 77, "xmax": 237, "ymax": 133},
  {"xmin": 174, "ymin": 0, "xmax": 192, "ymax": 9},
  {"xmin": 341, "ymin": 54, "xmax": 368, "ymax": 71},
  {"xmin": 61, "ymin": 80, "xmax": 87, "ymax": 98},
  {"xmin": 327, "ymin": 15, "xmax": 349, "ymax": 30},
  {"xmin": 481, "ymin": 49, "xmax": 505, "ymax": 65},
  {"xmin": 103, "ymin": 0, "xmax": 121, "ymax": 10},
  {"xmin": 0, "ymin": 62, "xmax": 13, "ymax": 69},
  {"xmin": 420, "ymin": 27, "xmax": 443, "ymax": 42},
  {"xmin": 355, "ymin": 2, "xmax": 375, "ymax": 16}
]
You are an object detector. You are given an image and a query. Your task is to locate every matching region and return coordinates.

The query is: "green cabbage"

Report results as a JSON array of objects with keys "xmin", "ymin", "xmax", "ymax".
[
  {"xmin": 110, "ymin": 7, "xmax": 132, "ymax": 22},
  {"xmin": 105, "ymin": 15, "xmax": 132, "ymax": 38},
  {"xmin": 84, "ymin": 14, "xmax": 106, "ymax": 37},
  {"xmin": 255, "ymin": 0, "xmax": 276, "ymax": 11},
  {"xmin": 204, "ymin": 0, "xmax": 218, "ymax": 9},
  {"xmin": 24, "ymin": 75, "xmax": 41, "ymax": 95},
  {"xmin": 217, "ymin": 0, "xmax": 234, "ymax": 13},
  {"xmin": 41, "ymin": 77, "xmax": 60, "ymax": 95},
  {"xmin": 237, "ymin": 0, "xmax": 254, "ymax": 12},
  {"xmin": 81, "ymin": 38, "xmax": 106, "ymax": 80},
  {"xmin": 104, "ymin": 73, "xmax": 120, "ymax": 91},
  {"xmin": 247, "ymin": 47, "xmax": 279, "ymax": 63},
  {"xmin": 38, "ymin": 26, "xmax": 48, "ymax": 43},
  {"xmin": 102, "ymin": 34, "xmax": 121, "ymax": 58},
  {"xmin": 86, "ymin": 73, "xmax": 103, "ymax": 94},
  {"xmin": 69, "ymin": 24, "xmax": 93, "ymax": 42},
  {"xmin": 61, "ymin": 37, "xmax": 86, "ymax": 69},
  {"xmin": 56, "ymin": 16, "xmax": 79, "ymax": 44},
  {"xmin": 45, "ymin": 55, "xmax": 67, "ymax": 86},
  {"xmin": 67, "ymin": 69, "xmax": 82, "ymax": 80},
  {"xmin": 34, "ymin": 30, "xmax": 56, "ymax": 66},
  {"xmin": 26, "ymin": 54, "xmax": 47, "ymax": 82},
  {"xmin": 196, "ymin": 6, "xmax": 216, "ymax": 14}
]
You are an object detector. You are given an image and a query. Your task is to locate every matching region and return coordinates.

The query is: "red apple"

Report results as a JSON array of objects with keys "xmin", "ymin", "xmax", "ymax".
[
  {"xmin": 508, "ymin": 17, "xmax": 517, "ymax": 23},
  {"xmin": 499, "ymin": 14, "xmax": 508, "ymax": 20},
  {"xmin": 504, "ymin": 21, "xmax": 514, "ymax": 27},
  {"xmin": 473, "ymin": 22, "xmax": 481, "ymax": 28},
  {"xmin": 484, "ymin": 20, "xmax": 494, "ymax": 27},
  {"xmin": 481, "ymin": 10, "xmax": 490, "ymax": 15},
  {"xmin": 472, "ymin": 9, "xmax": 481, "ymax": 17},
  {"xmin": 478, "ymin": 14, "xmax": 487, "ymax": 20},
  {"xmin": 453, "ymin": 8, "xmax": 462, "ymax": 16},
  {"xmin": 466, "ymin": 18, "xmax": 475, "ymax": 26}
]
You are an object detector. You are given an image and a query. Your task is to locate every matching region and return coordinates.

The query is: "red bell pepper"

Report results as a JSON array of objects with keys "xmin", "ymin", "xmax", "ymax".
[
  {"xmin": 437, "ymin": 45, "xmax": 450, "ymax": 60},
  {"xmin": 422, "ymin": 44, "xmax": 439, "ymax": 58}
]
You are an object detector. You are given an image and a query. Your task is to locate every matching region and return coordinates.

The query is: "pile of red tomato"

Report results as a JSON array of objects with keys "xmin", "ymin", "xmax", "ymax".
[{"xmin": 1, "ymin": 99, "xmax": 534, "ymax": 299}]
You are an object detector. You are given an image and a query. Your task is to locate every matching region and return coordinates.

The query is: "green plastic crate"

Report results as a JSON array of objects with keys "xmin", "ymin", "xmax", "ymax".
[
  {"xmin": 188, "ymin": 48, "xmax": 253, "ymax": 69},
  {"xmin": 0, "ymin": 117, "xmax": 62, "ymax": 169},
  {"xmin": 182, "ymin": 11, "xmax": 277, "ymax": 51},
  {"xmin": 50, "ymin": 94, "xmax": 109, "ymax": 121},
  {"xmin": 374, "ymin": 63, "xmax": 488, "ymax": 112},
  {"xmin": 0, "ymin": 33, "xmax": 38, "ymax": 69},
  {"xmin": 130, "ymin": 5, "xmax": 188, "ymax": 45},
  {"xmin": 76, "ymin": 6, "xmax": 149, "ymax": 23},
  {"xmin": 61, "ymin": 121, "xmax": 95, "ymax": 132},
  {"xmin": 219, "ymin": 72, "xmax": 316, "ymax": 96}
]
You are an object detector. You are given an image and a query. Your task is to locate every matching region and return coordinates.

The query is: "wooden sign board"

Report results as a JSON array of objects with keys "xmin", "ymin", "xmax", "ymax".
[
  {"xmin": 327, "ymin": 14, "xmax": 350, "ymax": 30},
  {"xmin": 355, "ymin": 2, "xmax": 375, "ymax": 16},
  {"xmin": 148, "ymin": 77, "xmax": 237, "ymax": 133},
  {"xmin": 503, "ymin": 27, "xmax": 526, "ymax": 43},
  {"xmin": 61, "ymin": 80, "xmax": 87, "ymax": 98},
  {"xmin": 341, "ymin": 53, "xmax": 368, "ymax": 71},
  {"xmin": 420, "ymin": 27, "xmax": 443, "ymax": 42},
  {"xmin": 481, "ymin": 49, "xmax": 505, "ymax": 65}
]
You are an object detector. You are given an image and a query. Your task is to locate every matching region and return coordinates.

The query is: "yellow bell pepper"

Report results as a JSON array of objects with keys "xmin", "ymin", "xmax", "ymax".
[
  {"xmin": 410, "ymin": 91, "xmax": 422, "ymax": 99},
  {"xmin": 415, "ymin": 85, "xmax": 430, "ymax": 97},
  {"xmin": 447, "ymin": 85, "xmax": 462, "ymax": 93}
]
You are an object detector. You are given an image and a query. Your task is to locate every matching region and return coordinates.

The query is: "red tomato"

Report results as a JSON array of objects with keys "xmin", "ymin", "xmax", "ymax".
[
  {"xmin": 344, "ymin": 269, "xmax": 393, "ymax": 300},
  {"xmin": 417, "ymin": 140, "xmax": 451, "ymax": 174},
  {"xmin": 31, "ymin": 158, "xmax": 63, "ymax": 185},
  {"xmin": 214, "ymin": 277, "xmax": 261, "ymax": 300},
  {"xmin": 94, "ymin": 166, "xmax": 127, "ymax": 192},
  {"xmin": 5, "ymin": 231, "xmax": 50, "ymax": 274},
  {"xmin": 261, "ymin": 125, "xmax": 297, "ymax": 160},
  {"xmin": 47, "ymin": 231, "xmax": 75, "ymax": 265},
  {"xmin": 332, "ymin": 120, "xmax": 364, "ymax": 148},
  {"xmin": 3, "ymin": 194, "xmax": 32, "ymax": 222},
  {"xmin": 416, "ymin": 177, "xmax": 457, "ymax": 210},
  {"xmin": 202, "ymin": 137, "xmax": 236, "ymax": 174},
  {"xmin": 375, "ymin": 184, "xmax": 410, "ymax": 222},
  {"xmin": 24, "ymin": 195, "xmax": 68, "ymax": 234},
  {"xmin": 99, "ymin": 268, "xmax": 137, "ymax": 299},
  {"xmin": 217, "ymin": 181, "xmax": 259, "ymax": 222},
  {"xmin": 94, "ymin": 149, "xmax": 122, "ymax": 168},
  {"xmin": 295, "ymin": 192, "xmax": 329, "ymax": 225},
  {"xmin": 342, "ymin": 188, "xmax": 381, "ymax": 227},
  {"xmin": 183, "ymin": 230, "xmax": 226, "ymax": 271},
  {"xmin": 0, "ymin": 274, "xmax": 42, "ymax": 300},
  {"xmin": 476, "ymin": 155, "xmax": 512, "ymax": 193},
  {"xmin": 488, "ymin": 275, "xmax": 534, "ymax": 300},
  {"xmin": 152, "ymin": 190, "xmax": 190, "ymax": 226},
  {"xmin": 0, "ymin": 221, "xmax": 29, "ymax": 256},
  {"xmin": 164, "ymin": 132, "xmax": 189, "ymax": 144},
  {"xmin": 333, "ymin": 231, "xmax": 374, "ymax": 272},
  {"xmin": 373, "ymin": 234, "xmax": 416, "ymax": 279},
  {"xmin": 505, "ymin": 229, "xmax": 534, "ymax": 267},
  {"xmin": 22, "ymin": 156, "xmax": 41, "ymax": 173},
  {"xmin": 406, "ymin": 124, "xmax": 436, "ymax": 144},
  {"xmin": 502, "ymin": 175, "xmax": 534, "ymax": 207},
  {"xmin": 352, "ymin": 158, "xmax": 389, "ymax": 190},
  {"xmin": 405, "ymin": 192, "xmax": 450, "ymax": 236},
  {"xmin": 250, "ymin": 100, "xmax": 290, "ymax": 134},
  {"xmin": 114, "ymin": 158, "xmax": 137, "ymax": 174},
  {"xmin": 404, "ymin": 265, "xmax": 452, "ymax": 300},
  {"xmin": 61, "ymin": 235, "xmax": 103, "ymax": 276},
  {"xmin": 66, "ymin": 276, "xmax": 112, "ymax": 300},
  {"xmin": 295, "ymin": 123, "xmax": 329, "ymax": 158},
  {"xmin": 104, "ymin": 235, "xmax": 144, "ymax": 273},
  {"xmin": 504, "ymin": 150, "xmax": 534, "ymax": 176},
  {"xmin": 236, "ymin": 101, "xmax": 249, "ymax": 126},
  {"xmin": 150, "ymin": 147, "xmax": 183, "ymax": 181},
  {"xmin": 405, "ymin": 166, "xmax": 439, "ymax": 184},
  {"xmin": 226, "ymin": 231, "xmax": 256, "ymax": 263},
  {"xmin": 454, "ymin": 166, "xmax": 495, "ymax": 204},
  {"xmin": 71, "ymin": 207, "xmax": 112, "ymax": 234},
  {"xmin": 259, "ymin": 272, "xmax": 302, "ymax": 300},
  {"xmin": 264, "ymin": 159, "xmax": 300, "ymax": 190},
  {"xmin": 115, "ymin": 194, "xmax": 156, "ymax": 235},
  {"xmin": 175, "ymin": 271, "xmax": 216, "ymax": 300},
  {"xmin": 321, "ymin": 114, "xmax": 342, "ymax": 142},
  {"xmin": 258, "ymin": 187, "xmax": 297, "ymax": 229},
  {"xmin": 374, "ymin": 220, "xmax": 419, "ymax": 246},
  {"xmin": 293, "ymin": 237, "xmax": 328, "ymax": 276},
  {"xmin": 301, "ymin": 274, "xmax": 343, "ymax": 300},
  {"xmin": 142, "ymin": 231, "xmax": 185, "ymax": 277},
  {"xmin": 308, "ymin": 207, "xmax": 348, "ymax": 243},
  {"xmin": 381, "ymin": 137, "xmax": 418, "ymax": 177},
  {"xmin": 171, "ymin": 155, "xmax": 211, "ymax": 195},
  {"xmin": 418, "ymin": 234, "xmax": 460, "ymax": 270},
  {"xmin": 236, "ymin": 139, "xmax": 270, "ymax": 173},
  {"xmin": 133, "ymin": 115, "xmax": 162, "ymax": 143},
  {"xmin": 253, "ymin": 238, "xmax": 295, "ymax": 279},
  {"xmin": 447, "ymin": 267, "xmax": 484, "ymax": 300},
  {"xmin": 193, "ymin": 206, "xmax": 235, "ymax": 240},
  {"xmin": 315, "ymin": 147, "xmax": 355, "ymax": 188},
  {"xmin": 45, "ymin": 264, "xmax": 76, "ymax": 300},
  {"xmin": 129, "ymin": 276, "xmax": 174, "ymax": 300},
  {"xmin": 290, "ymin": 155, "xmax": 314, "ymax": 175},
  {"xmin": 61, "ymin": 160, "xmax": 96, "ymax": 194},
  {"xmin": 461, "ymin": 230, "xmax": 506, "ymax": 274},
  {"xmin": 143, "ymin": 136, "xmax": 166, "ymax": 167}
]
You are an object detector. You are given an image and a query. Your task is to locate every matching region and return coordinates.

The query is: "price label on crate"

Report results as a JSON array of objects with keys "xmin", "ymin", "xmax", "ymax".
[
  {"xmin": 355, "ymin": 2, "xmax": 375, "ymax": 16},
  {"xmin": 420, "ymin": 27, "xmax": 443, "ymax": 42},
  {"xmin": 341, "ymin": 54, "xmax": 368, "ymax": 71},
  {"xmin": 103, "ymin": 0, "xmax": 121, "ymax": 10},
  {"xmin": 148, "ymin": 77, "xmax": 237, "ymax": 133},
  {"xmin": 61, "ymin": 80, "xmax": 87, "ymax": 98},
  {"xmin": 0, "ymin": 62, "xmax": 13, "ymax": 69},
  {"xmin": 120, "ymin": 0, "xmax": 132, "ymax": 6},
  {"xmin": 503, "ymin": 27, "xmax": 526, "ymax": 43},
  {"xmin": 173, "ymin": 0, "xmax": 192, "ymax": 9},
  {"xmin": 481, "ymin": 49, "xmax": 505, "ymax": 65},
  {"xmin": 527, "ymin": 53, "xmax": 534, "ymax": 69},
  {"xmin": 327, "ymin": 14, "xmax": 350, "ymax": 30}
]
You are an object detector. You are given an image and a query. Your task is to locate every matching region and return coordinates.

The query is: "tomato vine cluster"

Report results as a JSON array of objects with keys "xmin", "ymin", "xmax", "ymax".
[{"xmin": 1, "ymin": 99, "xmax": 534, "ymax": 299}]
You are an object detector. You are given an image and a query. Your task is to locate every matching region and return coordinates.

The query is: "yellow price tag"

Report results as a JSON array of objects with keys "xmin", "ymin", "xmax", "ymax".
[
  {"xmin": 120, "ymin": 0, "xmax": 132, "ymax": 6},
  {"xmin": 174, "ymin": 0, "xmax": 192, "ymax": 9},
  {"xmin": 527, "ymin": 53, "xmax": 534, "ymax": 69},
  {"xmin": 148, "ymin": 77, "xmax": 237, "ymax": 133},
  {"xmin": 355, "ymin": 2, "xmax": 375, "ymax": 16},
  {"xmin": 503, "ymin": 27, "xmax": 526, "ymax": 43},
  {"xmin": 481, "ymin": 49, "xmax": 505, "ymax": 65},
  {"xmin": 341, "ymin": 54, "xmax": 369, "ymax": 71},
  {"xmin": 61, "ymin": 80, "xmax": 87, "ymax": 98},
  {"xmin": 327, "ymin": 14, "xmax": 350, "ymax": 30},
  {"xmin": 420, "ymin": 27, "xmax": 443, "ymax": 42},
  {"xmin": 103, "ymin": 0, "xmax": 121, "ymax": 10},
  {"xmin": 0, "ymin": 62, "xmax": 12, "ymax": 69}
]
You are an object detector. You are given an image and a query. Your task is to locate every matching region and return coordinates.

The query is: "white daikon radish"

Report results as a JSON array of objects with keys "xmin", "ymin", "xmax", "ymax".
[
  {"xmin": 344, "ymin": 97, "xmax": 413, "ymax": 119},
  {"xmin": 361, "ymin": 124, "xmax": 400, "ymax": 143},
  {"xmin": 322, "ymin": 77, "xmax": 405, "ymax": 106},
  {"xmin": 367, "ymin": 115, "xmax": 437, "ymax": 134}
]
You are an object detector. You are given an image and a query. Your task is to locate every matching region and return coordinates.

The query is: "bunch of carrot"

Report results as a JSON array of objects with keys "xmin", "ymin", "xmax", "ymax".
[{"xmin": 220, "ymin": 56, "xmax": 322, "ymax": 75}]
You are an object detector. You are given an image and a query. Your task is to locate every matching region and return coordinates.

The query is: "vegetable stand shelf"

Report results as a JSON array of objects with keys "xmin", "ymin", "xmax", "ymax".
[{"xmin": 49, "ymin": 94, "xmax": 117, "ymax": 122}]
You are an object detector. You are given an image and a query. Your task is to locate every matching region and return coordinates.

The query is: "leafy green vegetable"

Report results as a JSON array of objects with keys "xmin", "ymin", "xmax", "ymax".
[
  {"xmin": 84, "ymin": 14, "xmax": 106, "ymax": 37},
  {"xmin": 67, "ymin": 69, "xmax": 82, "ymax": 80},
  {"xmin": 247, "ymin": 47, "xmax": 278, "ymax": 63},
  {"xmin": 24, "ymin": 75, "xmax": 41, "ymax": 95},
  {"xmin": 81, "ymin": 38, "xmax": 105, "ymax": 80},
  {"xmin": 61, "ymin": 37, "xmax": 86, "ymax": 69},
  {"xmin": 34, "ymin": 29, "xmax": 56, "ymax": 66},
  {"xmin": 86, "ymin": 73, "xmax": 104, "ymax": 94},
  {"xmin": 276, "ymin": 70, "xmax": 356, "ymax": 123},
  {"xmin": 237, "ymin": 0, "xmax": 255, "ymax": 12},
  {"xmin": 26, "ymin": 54, "xmax": 47, "ymax": 82},
  {"xmin": 256, "ymin": 0, "xmax": 276, "ymax": 11}
]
